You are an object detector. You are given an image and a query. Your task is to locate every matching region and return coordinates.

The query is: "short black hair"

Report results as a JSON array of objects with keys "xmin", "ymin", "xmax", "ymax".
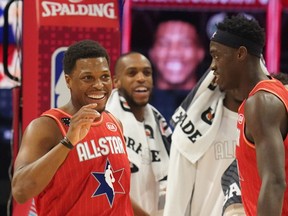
[
  {"xmin": 114, "ymin": 51, "xmax": 149, "ymax": 76},
  {"xmin": 63, "ymin": 40, "xmax": 110, "ymax": 75},
  {"xmin": 216, "ymin": 14, "xmax": 265, "ymax": 49},
  {"xmin": 272, "ymin": 72, "xmax": 288, "ymax": 85},
  {"xmin": 114, "ymin": 51, "xmax": 136, "ymax": 72}
]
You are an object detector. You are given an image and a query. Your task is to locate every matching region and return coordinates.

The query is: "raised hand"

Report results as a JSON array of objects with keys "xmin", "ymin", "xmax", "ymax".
[{"xmin": 66, "ymin": 103, "xmax": 100, "ymax": 145}]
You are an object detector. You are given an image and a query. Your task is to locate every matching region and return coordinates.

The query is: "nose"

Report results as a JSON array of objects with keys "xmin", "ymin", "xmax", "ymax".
[
  {"xmin": 167, "ymin": 43, "xmax": 179, "ymax": 57},
  {"xmin": 210, "ymin": 60, "xmax": 216, "ymax": 72},
  {"xmin": 136, "ymin": 72, "xmax": 145, "ymax": 82},
  {"xmin": 93, "ymin": 78, "xmax": 104, "ymax": 89}
]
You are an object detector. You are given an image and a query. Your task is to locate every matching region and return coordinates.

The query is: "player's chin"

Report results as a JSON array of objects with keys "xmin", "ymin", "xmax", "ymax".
[
  {"xmin": 216, "ymin": 80, "xmax": 226, "ymax": 92},
  {"xmin": 219, "ymin": 83, "xmax": 234, "ymax": 93},
  {"xmin": 136, "ymin": 100, "xmax": 149, "ymax": 107},
  {"xmin": 219, "ymin": 86, "xmax": 225, "ymax": 92},
  {"xmin": 95, "ymin": 103, "xmax": 106, "ymax": 113}
]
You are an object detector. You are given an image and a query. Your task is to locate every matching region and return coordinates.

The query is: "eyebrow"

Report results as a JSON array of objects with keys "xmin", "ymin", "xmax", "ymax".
[{"xmin": 126, "ymin": 66, "xmax": 151, "ymax": 70}]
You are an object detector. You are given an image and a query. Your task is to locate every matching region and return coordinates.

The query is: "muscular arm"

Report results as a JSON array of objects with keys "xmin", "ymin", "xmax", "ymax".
[
  {"xmin": 245, "ymin": 92, "xmax": 287, "ymax": 216},
  {"xmin": 12, "ymin": 103, "xmax": 100, "ymax": 204},
  {"xmin": 11, "ymin": 117, "xmax": 70, "ymax": 203}
]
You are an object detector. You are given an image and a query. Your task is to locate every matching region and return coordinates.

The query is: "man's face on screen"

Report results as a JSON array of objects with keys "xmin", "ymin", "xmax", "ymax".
[{"xmin": 149, "ymin": 21, "xmax": 204, "ymax": 89}]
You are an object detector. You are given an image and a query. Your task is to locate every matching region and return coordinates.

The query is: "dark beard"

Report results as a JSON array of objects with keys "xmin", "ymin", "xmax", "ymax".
[{"xmin": 118, "ymin": 88, "xmax": 149, "ymax": 108}]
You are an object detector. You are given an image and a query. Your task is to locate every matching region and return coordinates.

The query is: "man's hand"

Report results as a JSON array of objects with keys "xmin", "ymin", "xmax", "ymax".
[{"xmin": 66, "ymin": 103, "xmax": 100, "ymax": 145}]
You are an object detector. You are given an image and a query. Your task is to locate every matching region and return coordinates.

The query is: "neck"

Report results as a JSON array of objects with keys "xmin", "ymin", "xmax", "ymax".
[
  {"xmin": 118, "ymin": 90, "xmax": 146, "ymax": 122},
  {"xmin": 223, "ymin": 91, "xmax": 243, "ymax": 112},
  {"xmin": 60, "ymin": 100, "xmax": 79, "ymax": 115},
  {"xmin": 238, "ymin": 58, "xmax": 269, "ymax": 99},
  {"xmin": 130, "ymin": 106, "xmax": 145, "ymax": 122}
]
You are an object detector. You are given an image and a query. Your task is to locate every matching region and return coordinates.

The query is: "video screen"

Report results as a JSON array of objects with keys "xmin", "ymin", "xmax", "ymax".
[
  {"xmin": 281, "ymin": 11, "xmax": 288, "ymax": 74},
  {"xmin": 130, "ymin": 8, "xmax": 266, "ymax": 122}
]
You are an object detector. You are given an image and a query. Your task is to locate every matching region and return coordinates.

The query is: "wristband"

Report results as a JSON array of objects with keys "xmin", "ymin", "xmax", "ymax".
[{"xmin": 60, "ymin": 137, "xmax": 74, "ymax": 150}]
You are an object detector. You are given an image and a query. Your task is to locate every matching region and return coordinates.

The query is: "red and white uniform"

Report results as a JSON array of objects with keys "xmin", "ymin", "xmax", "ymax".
[
  {"xmin": 236, "ymin": 79, "xmax": 288, "ymax": 216},
  {"xmin": 35, "ymin": 109, "xmax": 133, "ymax": 216}
]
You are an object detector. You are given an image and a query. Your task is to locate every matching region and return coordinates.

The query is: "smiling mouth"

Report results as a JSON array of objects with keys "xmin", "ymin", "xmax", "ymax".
[
  {"xmin": 211, "ymin": 70, "xmax": 219, "ymax": 83},
  {"xmin": 87, "ymin": 94, "xmax": 105, "ymax": 100},
  {"xmin": 135, "ymin": 86, "xmax": 148, "ymax": 93},
  {"xmin": 166, "ymin": 61, "xmax": 183, "ymax": 71}
]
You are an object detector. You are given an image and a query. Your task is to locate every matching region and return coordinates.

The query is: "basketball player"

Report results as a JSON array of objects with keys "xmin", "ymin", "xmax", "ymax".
[
  {"xmin": 11, "ymin": 40, "xmax": 134, "ymax": 215},
  {"xmin": 221, "ymin": 72, "xmax": 288, "ymax": 216},
  {"xmin": 106, "ymin": 52, "xmax": 172, "ymax": 216},
  {"xmin": 210, "ymin": 14, "xmax": 288, "ymax": 215}
]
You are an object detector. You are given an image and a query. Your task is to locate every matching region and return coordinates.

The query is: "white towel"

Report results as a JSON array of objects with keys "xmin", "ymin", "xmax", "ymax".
[
  {"xmin": 171, "ymin": 70, "xmax": 225, "ymax": 163},
  {"xmin": 170, "ymin": 57, "xmax": 269, "ymax": 164},
  {"xmin": 106, "ymin": 89, "xmax": 172, "ymax": 181}
]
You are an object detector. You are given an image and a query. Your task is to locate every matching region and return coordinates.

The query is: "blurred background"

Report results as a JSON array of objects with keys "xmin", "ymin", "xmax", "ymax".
[{"xmin": 0, "ymin": 0, "xmax": 287, "ymax": 215}]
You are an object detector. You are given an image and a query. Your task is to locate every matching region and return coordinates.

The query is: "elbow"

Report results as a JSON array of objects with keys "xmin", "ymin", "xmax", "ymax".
[
  {"xmin": 12, "ymin": 189, "xmax": 30, "ymax": 204},
  {"xmin": 11, "ymin": 177, "xmax": 33, "ymax": 204},
  {"xmin": 271, "ymin": 177, "xmax": 286, "ymax": 194},
  {"xmin": 276, "ymin": 176, "xmax": 286, "ymax": 191},
  {"xmin": 263, "ymin": 174, "xmax": 286, "ymax": 195}
]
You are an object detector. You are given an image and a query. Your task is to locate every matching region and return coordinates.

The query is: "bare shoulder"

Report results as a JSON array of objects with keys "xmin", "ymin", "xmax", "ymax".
[
  {"xmin": 245, "ymin": 91, "xmax": 286, "ymax": 119},
  {"xmin": 24, "ymin": 116, "xmax": 63, "ymax": 144},
  {"xmin": 244, "ymin": 91, "xmax": 287, "ymax": 140},
  {"xmin": 14, "ymin": 116, "xmax": 63, "ymax": 170}
]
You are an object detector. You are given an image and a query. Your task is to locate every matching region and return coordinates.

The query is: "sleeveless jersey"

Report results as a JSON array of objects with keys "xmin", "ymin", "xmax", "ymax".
[
  {"xmin": 236, "ymin": 79, "xmax": 288, "ymax": 216},
  {"xmin": 35, "ymin": 109, "xmax": 133, "ymax": 216}
]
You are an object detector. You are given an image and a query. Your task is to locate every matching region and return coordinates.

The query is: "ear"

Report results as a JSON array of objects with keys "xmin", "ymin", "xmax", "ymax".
[
  {"xmin": 64, "ymin": 74, "xmax": 71, "ymax": 89},
  {"xmin": 238, "ymin": 46, "xmax": 248, "ymax": 60},
  {"xmin": 113, "ymin": 75, "xmax": 120, "ymax": 88}
]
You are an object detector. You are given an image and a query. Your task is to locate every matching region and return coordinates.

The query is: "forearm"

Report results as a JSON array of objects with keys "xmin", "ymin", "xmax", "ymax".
[
  {"xmin": 257, "ymin": 181, "xmax": 286, "ymax": 216},
  {"xmin": 12, "ymin": 143, "xmax": 70, "ymax": 203}
]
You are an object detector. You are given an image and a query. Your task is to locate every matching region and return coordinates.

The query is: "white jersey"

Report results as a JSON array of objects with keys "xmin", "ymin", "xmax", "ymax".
[
  {"xmin": 164, "ymin": 107, "xmax": 238, "ymax": 216},
  {"xmin": 106, "ymin": 90, "xmax": 172, "ymax": 216},
  {"xmin": 129, "ymin": 121, "xmax": 160, "ymax": 215}
]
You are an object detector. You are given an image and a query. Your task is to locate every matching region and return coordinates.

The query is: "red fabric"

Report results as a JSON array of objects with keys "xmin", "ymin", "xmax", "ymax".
[
  {"xmin": 34, "ymin": 109, "xmax": 133, "ymax": 216},
  {"xmin": 236, "ymin": 79, "xmax": 288, "ymax": 216}
]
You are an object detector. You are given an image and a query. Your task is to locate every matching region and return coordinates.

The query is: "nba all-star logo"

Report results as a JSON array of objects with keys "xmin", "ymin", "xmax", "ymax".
[{"xmin": 91, "ymin": 159, "xmax": 125, "ymax": 207}]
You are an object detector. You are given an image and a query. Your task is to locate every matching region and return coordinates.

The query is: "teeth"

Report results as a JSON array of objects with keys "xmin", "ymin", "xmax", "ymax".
[
  {"xmin": 88, "ymin": 94, "xmax": 104, "ymax": 99},
  {"xmin": 166, "ymin": 62, "xmax": 182, "ymax": 71},
  {"xmin": 135, "ymin": 87, "xmax": 147, "ymax": 92}
]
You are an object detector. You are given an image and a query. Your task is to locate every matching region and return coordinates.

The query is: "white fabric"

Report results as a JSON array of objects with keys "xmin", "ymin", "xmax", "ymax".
[
  {"xmin": 171, "ymin": 70, "xmax": 225, "ymax": 163},
  {"xmin": 129, "ymin": 127, "xmax": 159, "ymax": 215},
  {"xmin": 106, "ymin": 89, "xmax": 171, "ymax": 215},
  {"xmin": 164, "ymin": 107, "xmax": 238, "ymax": 216},
  {"xmin": 164, "ymin": 59, "xmax": 267, "ymax": 216}
]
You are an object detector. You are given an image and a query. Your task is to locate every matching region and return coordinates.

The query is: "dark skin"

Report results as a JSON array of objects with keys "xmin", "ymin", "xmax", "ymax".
[
  {"xmin": 245, "ymin": 92, "xmax": 287, "ymax": 216},
  {"xmin": 11, "ymin": 57, "xmax": 112, "ymax": 203},
  {"xmin": 113, "ymin": 53, "xmax": 153, "ymax": 216},
  {"xmin": 114, "ymin": 53, "xmax": 153, "ymax": 122},
  {"xmin": 210, "ymin": 41, "xmax": 287, "ymax": 216},
  {"xmin": 12, "ymin": 56, "xmax": 149, "ymax": 216},
  {"xmin": 223, "ymin": 89, "xmax": 243, "ymax": 113}
]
